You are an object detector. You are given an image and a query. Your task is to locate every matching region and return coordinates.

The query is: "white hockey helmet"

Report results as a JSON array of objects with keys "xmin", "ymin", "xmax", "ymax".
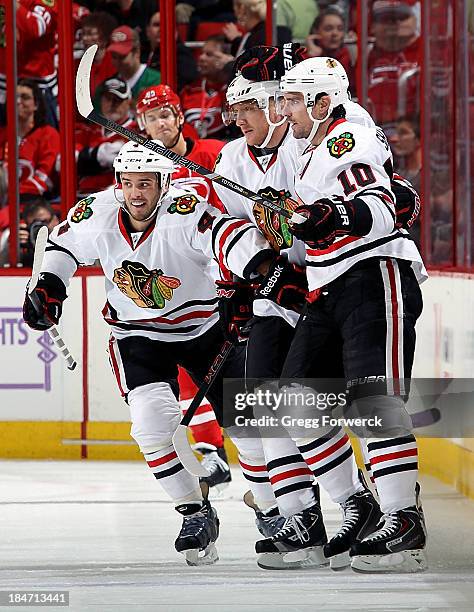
[
  {"xmin": 113, "ymin": 140, "xmax": 176, "ymax": 219},
  {"xmin": 222, "ymin": 74, "xmax": 285, "ymax": 148},
  {"xmin": 278, "ymin": 57, "xmax": 349, "ymax": 141}
]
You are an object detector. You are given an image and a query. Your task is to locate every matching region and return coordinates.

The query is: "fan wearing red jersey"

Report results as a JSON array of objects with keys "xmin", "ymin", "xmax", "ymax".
[
  {"xmin": 0, "ymin": 0, "xmax": 60, "ymax": 125},
  {"xmin": 136, "ymin": 84, "xmax": 224, "ymax": 211}
]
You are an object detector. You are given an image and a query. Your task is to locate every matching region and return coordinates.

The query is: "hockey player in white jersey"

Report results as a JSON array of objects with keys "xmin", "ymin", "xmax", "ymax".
[
  {"xmin": 22, "ymin": 140, "xmax": 277, "ymax": 566},
  {"xmin": 269, "ymin": 56, "xmax": 428, "ymax": 572},
  {"xmin": 216, "ymin": 73, "xmax": 328, "ymax": 569}
]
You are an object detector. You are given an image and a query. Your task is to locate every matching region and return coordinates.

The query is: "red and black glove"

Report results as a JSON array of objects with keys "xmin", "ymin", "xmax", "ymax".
[
  {"xmin": 255, "ymin": 255, "xmax": 308, "ymax": 312},
  {"xmin": 23, "ymin": 272, "xmax": 67, "ymax": 331},
  {"xmin": 216, "ymin": 280, "xmax": 257, "ymax": 344},
  {"xmin": 289, "ymin": 195, "xmax": 373, "ymax": 249},
  {"xmin": 391, "ymin": 173, "xmax": 420, "ymax": 230},
  {"xmin": 233, "ymin": 43, "xmax": 307, "ymax": 81}
]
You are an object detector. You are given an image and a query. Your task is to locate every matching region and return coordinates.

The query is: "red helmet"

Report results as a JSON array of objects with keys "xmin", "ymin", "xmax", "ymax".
[{"xmin": 136, "ymin": 85, "xmax": 182, "ymax": 117}]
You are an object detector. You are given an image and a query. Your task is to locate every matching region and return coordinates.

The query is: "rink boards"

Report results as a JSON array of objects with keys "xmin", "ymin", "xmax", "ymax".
[{"xmin": 0, "ymin": 268, "xmax": 473, "ymax": 498}]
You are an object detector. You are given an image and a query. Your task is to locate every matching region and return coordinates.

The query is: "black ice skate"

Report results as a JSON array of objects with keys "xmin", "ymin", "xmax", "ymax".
[
  {"xmin": 243, "ymin": 490, "xmax": 285, "ymax": 538},
  {"xmin": 255, "ymin": 503, "xmax": 328, "ymax": 570},
  {"xmin": 323, "ymin": 486, "xmax": 382, "ymax": 570},
  {"xmin": 350, "ymin": 506, "xmax": 427, "ymax": 573},
  {"xmin": 194, "ymin": 442, "xmax": 232, "ymax": 497},
  {"xmin": 174, "ymin": 494, "xmax": 220, "ymax": 566}
]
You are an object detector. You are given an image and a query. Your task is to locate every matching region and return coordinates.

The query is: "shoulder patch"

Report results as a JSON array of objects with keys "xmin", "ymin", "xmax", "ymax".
[
  {"xmin": 327, "ymin": 132, "xmax": 355, "ymax": 158},
  {"xmin": 168, "ymin": 193, "xmax": 199, "ymax": 215},
  {"xmin": 71, "ymin": 196, "xmax": 95, "ymax": 223}
]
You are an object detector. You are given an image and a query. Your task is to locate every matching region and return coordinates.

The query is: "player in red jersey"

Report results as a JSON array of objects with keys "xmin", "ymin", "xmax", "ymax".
[{"xmin": 136, "ymin": 84, "xmax": 224, "ymax": 210}]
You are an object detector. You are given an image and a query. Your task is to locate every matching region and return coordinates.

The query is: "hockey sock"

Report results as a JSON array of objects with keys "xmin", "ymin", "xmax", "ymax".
[
  {"xmin": 297, "ymin": 427, "xmax": 363, "ymax": 504},
  {"xmin": 262, "ymin": 436, "xmax": 315, "ymax": 517},
  {"xmin": 367, "ymin": 435, "xmax": 418, "ymax": 513},
  {"xmin": 144, "ymin": 445, "xmax": 202, "ymax": 505},
  {"xmin": 238, "ymin": 453, "xmax": 276, "ymax": 512}
]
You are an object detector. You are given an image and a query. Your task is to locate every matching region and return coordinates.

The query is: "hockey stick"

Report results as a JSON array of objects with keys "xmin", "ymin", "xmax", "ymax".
[
  {"xmin": 172, "ymin": 340, "xmax": 234, "ymax": 477},
  {"xmin": 28, "ymin": 226, "xmax": 77, "ymax": 371},
  {"xmin": 76, "ymin": 45, "xmax": 306, "ymax": 224}
]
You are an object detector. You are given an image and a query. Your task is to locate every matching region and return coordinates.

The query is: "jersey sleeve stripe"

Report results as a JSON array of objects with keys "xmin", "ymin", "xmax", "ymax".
[{"xmin": 46, "ymin": 240, "xmax": 81, "ymax": 267}]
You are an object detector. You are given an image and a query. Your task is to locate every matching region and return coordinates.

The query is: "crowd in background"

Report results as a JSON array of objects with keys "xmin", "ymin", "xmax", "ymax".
[{"xmin": 0, "ymin": 0, "xmax": 428, "ymax": 264}]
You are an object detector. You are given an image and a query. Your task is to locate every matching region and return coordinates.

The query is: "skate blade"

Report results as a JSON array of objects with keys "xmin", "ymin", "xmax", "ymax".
[
  {"xmin": 351, "ymin": 548, "xmax": 427, "ymax": 573},
  {"xmin": 329, "ymin": 551, "xmax": 351, "ymax": 571},
  {"xmin": 181, "ymin": 543, "xmax": 219, "ymax": 566},
  {"xmin": 257, "ymin": 547, "xmax": 329, "ymax": 570}
]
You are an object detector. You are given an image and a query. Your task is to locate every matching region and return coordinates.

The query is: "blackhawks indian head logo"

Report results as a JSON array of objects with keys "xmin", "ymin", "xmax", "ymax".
[
  {"xmin": 252, "ymin": 187, "xmax": 299, "ymax": 252},
  {"xmin": 327, "ymin": 132, "xmax": 355, "ymax": 158},
  {"xmin": 113, "ymin": 260, "xmax": 181, "ymax": 309}
]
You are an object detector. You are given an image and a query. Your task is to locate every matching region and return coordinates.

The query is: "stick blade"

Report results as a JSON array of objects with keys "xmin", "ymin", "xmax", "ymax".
[
  {"xmin": 76, "ymin": 45, "xmax": 97, "ymax": 118},
  {"xmin": 172, "ymin": 425, "xmax": 210, "ymax": 477}
]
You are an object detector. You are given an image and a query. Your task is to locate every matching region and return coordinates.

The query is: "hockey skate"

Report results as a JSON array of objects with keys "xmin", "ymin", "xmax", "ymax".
[
  {"xmin": 255, "ymin": 502, "xmax": 328, "ymax": 570},
  {"xmin": 194, "ymin": 442, "xmax": 232, "ymax": 498},
  {"xmin": 350, "ymin": 505, "xmax": 427, "ymax": 573},
  {"xmin": 323, "ymin": 485, "xmax": 382, "ymax": 571},
  {"xmin": 243, "ymin": 490, "xmax": 285, "ymax": 538},
  {"xmin": 174, "ymin": 486, "xmax": 220, "ymax": 566}
]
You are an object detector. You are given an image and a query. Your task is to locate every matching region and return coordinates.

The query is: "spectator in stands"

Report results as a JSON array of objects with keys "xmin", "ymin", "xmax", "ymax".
[
  {"xmin": 389, "ymin": 114, "xmax": 421, "ymax": 192},
  {"xmin": 278, "ymin": 0, "xmax": 319, "ymax": 42},
  {"xmin": 223, "ymin": 0, "xmax": 292, "ymax": 57},
  {"xmin": 145, "ymin": 10, "xmax": 199, "ymax": 92},
  {"xmin": 100, "ymin": 25, "xmax": 161, "ymax": 103},
  {"xmin": 0, "ymin": 79, "xmax": 60, "ymax": 203},
  {"xmin": 180, "ymin": 35, "xmax": 234, "ymax": 139},
  {"xmin": 93, "ymin": 0, "xmax": 158, "ymax": 54},
  {"xmin": 76, "ymin": 77, "xmax": 137, "ymax": 195},
  {"xmin": 136, "ymin": 84, "xmax": 224, "ymax": 209},
  {"xmin": 366, "ymin": 0, "xmax": 420, "ymax": 127},
  {"xmin": 389, "ymin": 114, "xmax": 421, "ymax": 246},
  {"xmin": 0, "ymin": 199, "xmax": 58, "ymax": 267},
  {"xmin": 78, "ymin": 12, "xmax": 118, "ymax": 98},
  {"xmin": 0, "ymin": 0, "xmax": 59, "ymax": 127},
  {"xmin": 306, "ymin": 7, "xmax": 355, "ymax": 90}
]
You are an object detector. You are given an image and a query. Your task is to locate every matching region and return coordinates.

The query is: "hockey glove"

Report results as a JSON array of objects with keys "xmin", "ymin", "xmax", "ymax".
[
  {"xmin": 255, "ymin": 255, "xmax": 308, "ymax": 312},
  {"xmin": 391, "ymin": 173, "xmax": 420, "ymax": 230},
  {"xmin": 289, "ymin": 196, "xmax": 373, "ymax": 249},
  {"xmin": 233, "ymin": 43, "xmax": 307, "ymax": 81},
  {"xmin": 23, "ymin": 272, "xmax": 67, "ymax": 331},
  {"xmin": 216, "ymin": 280, "xmax": 257, "ymax": 344}
]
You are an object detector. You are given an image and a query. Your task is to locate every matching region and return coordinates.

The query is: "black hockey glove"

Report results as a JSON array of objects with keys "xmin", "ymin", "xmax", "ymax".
[
  {"xmin": 391, "ymin": 173, "xmax": 420, "ymax": 230},
  {"xmin": 233, "ymin": 43, "xmax": 307, "ymax": 81},
  {"xmin": 289, "ymin": 196, "xmax": 373, "ymax": 249},
  {"xmin": 216, "ymin": 280, "xmax": 257, "ymax": 344},
  {"xmin": 23, "ymin": 272, "xmax": 67, "ymax": 331},
  {"xmin": 255, "ymin": 255, "xmax": 308, "ymax": 312}
]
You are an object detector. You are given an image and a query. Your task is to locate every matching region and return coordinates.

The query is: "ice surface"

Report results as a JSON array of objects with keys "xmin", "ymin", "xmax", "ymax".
[{"xmin": 0, "ymin": 461, "xmax": 473, "ymax": 611}]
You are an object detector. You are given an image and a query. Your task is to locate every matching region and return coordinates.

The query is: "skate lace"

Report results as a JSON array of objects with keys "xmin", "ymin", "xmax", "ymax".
[
  {"xmin": 201, "ymin": 452, "xmax": 227, "ymax": 475},
  {"xmin": 366, "ymin": 513, "xmax": 401, "ymax": 542},
  {"xmin": 334, "ymin": 498, "xmax": 359, "ymax": 539},
  {"xmin": 274, "ymin": 515, "xmax": 310, "ymax": 544},
  {"xmin": 180, "ymin": 510, "xmax": 207, "ymax": 537}
]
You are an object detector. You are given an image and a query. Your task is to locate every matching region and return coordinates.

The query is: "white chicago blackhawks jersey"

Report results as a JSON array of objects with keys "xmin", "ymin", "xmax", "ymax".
[
  {"xmin": 42, "ymin": 186, "xmax": 271, "ymax": 342},
  {"xmin": 293, "ymin": 119, "xmax": 427, "ymax": 292},
  {"xmin": 213, "ymin": 129, "xmax": 306, "ymax": 326}
]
